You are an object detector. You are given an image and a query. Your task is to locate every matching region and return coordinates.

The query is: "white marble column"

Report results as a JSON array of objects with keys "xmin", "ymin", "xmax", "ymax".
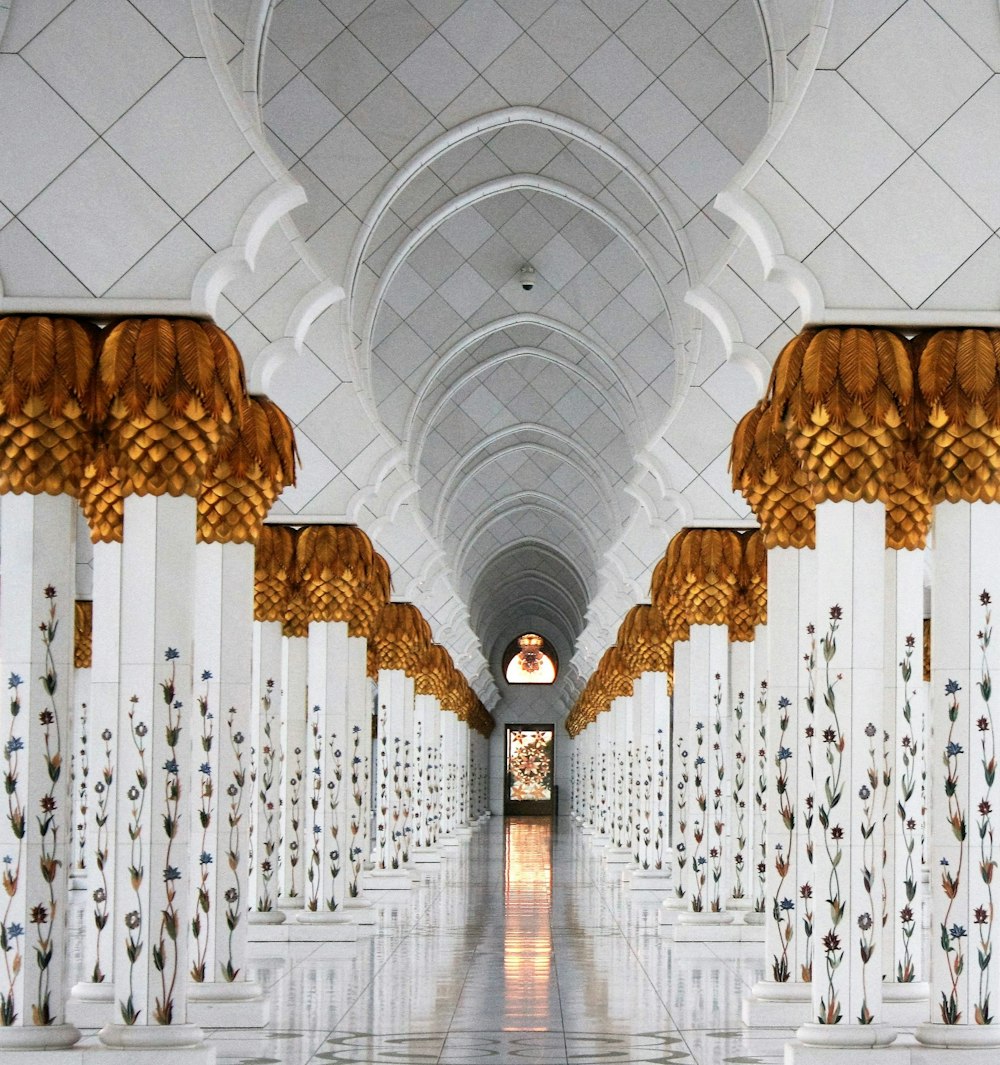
[
  {"xmin": 97, "ymin": 494, "xmax": 209, "ymax": 1059},
  {"xmin": 279, "ymin": 635, "xmax": 308, "ymax": 910},
  {"xmin": 915, "ymin": 501, "xmax": 1000, "ymax": 1053},
  {"xmin": 302, "ymin": 620, "xmax": 354, "ymax": 926},
  {"xmin": 632, "ymin": 671, "xmax": 672, "ymax": 891},
  {"xmin": 68, "ymin": 542, "xmax": 122, "ymax": 1026},
  {"xmin": 605, "ymin": 696, "xmax": 632, "ymax": 867},
  {"xmin": 0, "ymin": 493, "xmax": 80, "ymax": 1050},
  {"xmin": 744, "ymin": 546, "xmax": 818, "ymax": 1026},
  {"xmin": 749, "ymin": 623, "xmax": 768, "ymax": 924},
  {"xmin": 411, "ymin": 694, "xmax": 442, "ymax": 864},
  {"xmin": 188, "ymin": 540, "xmax": 267, "ymax": 1024},
  {"xmin": 366, "ymin": 669, "xmax": 413, "ymax": 888},
  {"xmin": 793, "ymin": 501, "xmax": 895, "ymax": 1052},
  {"xmin": 344, "ymin": 635, "xmax": 374, "ymax": 914},
  {"xmin": 663, "ymin": 640, "xmax": 692, "ymax": 920},
  {"xmin": 882, "ymin": 547, "xmax": 929, "ymax": 1023},
  {"xmin": 249, "ymin": 622, "xmax": 285, "ymax": 928},
  {"xmin": 70, "ymin": 601, "xmax": 92, "ymax": 892},
  {"xmin": 728, "ymin": 639, "xmax": 754, "ymax": 911}
]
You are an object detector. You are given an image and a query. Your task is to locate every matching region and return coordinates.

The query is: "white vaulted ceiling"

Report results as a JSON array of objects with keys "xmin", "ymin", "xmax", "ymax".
[{"xmin": 256, "ymin": 0, "xmax": 771, "ymax": 681}]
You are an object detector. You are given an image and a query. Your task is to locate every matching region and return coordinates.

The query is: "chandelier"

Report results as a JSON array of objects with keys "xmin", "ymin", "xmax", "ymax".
[{"xmin": 517, "ymin": 633, "xmax": 544, "ymax": 673}]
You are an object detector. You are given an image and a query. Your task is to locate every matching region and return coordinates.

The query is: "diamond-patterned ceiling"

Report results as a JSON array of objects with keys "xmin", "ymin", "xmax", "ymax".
[{"xmin": 261, "ymin": 0, "xmax": 769, "ymax": 675}]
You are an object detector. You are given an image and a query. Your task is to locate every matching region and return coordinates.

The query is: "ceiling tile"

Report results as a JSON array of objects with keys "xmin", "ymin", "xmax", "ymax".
[
  {"xmin": 264, "ymin": 72, "xmax": 344, "ymax": 158},
  {"xmin": 769, "ymin": 70, "xmax": 911, "ymax": 228},
  {"xmin": 560, "ymin": 210, "xmax": 616, "ymax": 261},
  {"xmin": 920, "ymin": 234, "xmax": 1000, "ymax": 312},
  {"xmin": 592, "ymin": 293, "xmax": 646, "ymax": 349},
  {"xmin": 396, "ymin": 32, "xmax": 478, "ymax": 112},
  {"xmin": 496, "ymin": 0, "xmax": 557, "ymax": 30},
  {"xmin": 534, "ymin": 232, "xmax": 588, "ymax": 288},
  {"xmin": 269, "ymin": 0, "xmax": 345, "ymax": 67},
  {"xmin": 438, "ymin": 204, "xmax": 496, "ymax": 255},
  {"xmin": 668, "ymin": 0, "xmax": 739, "ymax": 34},
  {"xmin": 921, "ymin": 78, "xmax": 1000, "ymax": 229},
  {"xmin": 580, "ymin": 0, "xmax": 646, "ymax": 31},
  {"xmin": 22, "ymin": 0, "xmax": 179, "ymax": 132},
  {"xmin": 104, "ymin": 59, "xmax": 252, "ymax": 216},
  {"xmin": 439, "ymin": 0, "xmax": 522, "ymax": 70},
  {"xmin": 527, "ymin": 0, "xmax": 611, "ymax": 74},
  {"xmin": 801, "ymin": 231, "xmax": 907, "ymax": 311},
  {"xmin": 350, "ymin": 0, "xmax": 435, "ymax": 67},
  {"xmin": 929, "ymin": 0, "xmax": 1000, "ymax": 69},
  {"xmin": 499, "ymin": 201, "xmax": 558, "ymax": 258},
  {"xmin": 487, "ymin": 125, "xmax": 565, "ymax": 173},
  {"xmin": 705, "ymin": 0, "xmax": 766, "ymax": 76},
  {"xmin": 439, "ymin": 261, "xmax": 496, "ymax": 317},
  {"xmin": 617, "ymin": 80, "xmax": 699, "ymax": 164},
  {"xmin": 384, "ymin": 261, "xmax": 435, "ymax": 316},
  {"xmin": 0, "ymin": 217, "xmax": 90, "ymax": 297},
  {"xmin": 104, "ymin": 221, "xmax": 212, "ymax": 300},
  {"xmin": 0, "ymin": 55, "xmax": 95, "ymax": 214},
  {"xmin": 540, "ymin": 78, "xmax": 614, "ymax": 132},
  {"xmin": 841, "ymin": 0, "xmax": 991, "ymax": 148},
  {"xmin": 663, "ymin": 124, "xmax": 741, "ymax": 208},
  {"xmin": 0, "ymin": 0, "xmax": 73, "ymax": 52},
  {"xmin": 483, "ymin": 32, "xmax": 567, "ymax": 105},
  {"xmin": 661, "ymin": 36, "xmax": 743, "ymax": 121},
  {"xmin": 839, "ymin": 154, "xmax": 991, "ymax": 308},
  {"xmin": 305, "ymin": 31, "xmax": 390, "ymax": 115},
  {"xmin": 561, "ymin": 262, "xmax": 616, "ymax": 318},
  {"xmin": 592, "ymin": 236, "xmax": 643, "ymax": 289},
  {"xmin": 21, "ymin": 140, "xmax": 176, "ymax": 295},
  {"xmin": 407, "ymin": 230, "xmax": 465, "ymax": 287},
  {"xmin": 304, "ymin": 117, "xmax": 389, "ymax": 202},
  {"xmin": 474, "ymin": 189, "xmax": 524, "ymax": 228},
  {"xmin": 467, "ymin": 229, "xmax": 520, "ymax": 287},
  {"xmin": 703, "ymin": 79, "xmax": 768, "ymax": 163},
  {"xmin": 409, "ymin": 0, "xmax": 465, "ymax": 26},
  {"xmin": 617, "ymin": 1, "xmax": 699, "ymax": 75},
  {"xmin": 349, "ymin": 75, "xmax": 435, "ymax": 158},
  {"xmin": 436, "ymin": 75, "xmax": 511, "ymax": 126},
  {"xmin": 572, "ymin": 35, "xmax": 654, "ymax": 118}
]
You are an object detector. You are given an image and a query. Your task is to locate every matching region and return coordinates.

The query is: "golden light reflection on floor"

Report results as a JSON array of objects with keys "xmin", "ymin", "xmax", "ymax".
[{"xmin": 503, "ymin": 817, "xmax": 554, "ymax": 1031}]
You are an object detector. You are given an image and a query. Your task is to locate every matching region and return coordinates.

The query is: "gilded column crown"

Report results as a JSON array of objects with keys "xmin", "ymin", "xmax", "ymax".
[
  {"xmin": 254, "ymin": 524, "xmax": 298, "ymax": 623},
  {"xmin": 93, "ymin": 317, "xmax": 247, "ymax": 499},
  {"xmin": 295, "ymin": 524, "xmax": 391, "ymax": 639},
  {"xmin": 415, "ymin": 643, "xmax": 453, "ymax": 698},
  {"xmin": 0, "ymin": 315, "xmax": 101, "ymax": 497},
  {"xmin": 916, "ymin": 328, "xmax": 1000, "ymax": 504},
  {"xmin": 649, "ymin": 550, "xmax": 689, "ymax": 643},
  {"xmin": 730, "ymin": 399, "xmax": 816, "ymax": 549},
  {"xmin": 197, "ymin": 395, "xmax": 298, "ymax": 544},
  {"xmin": 728, "ymin": 529, "xmax": 767, "ymax": 642},
  {"xmin": 768, "ymin": 327, "xmax": 928, "ymax": 548},
  {"xmin": 440, "ymin": 665, "xmax": 470, "ymax": 715},
  {"xmin": 373, "ymin": 601, "xmax": 432, "ymax": 675},
  {"xmin": 597, "ymin": 646, "xmax": 633, "ymax": 700},
  {"xmin": 366, "ymin": 641, "xmax": 379, "ymax": 680},
  {"xmin": 74, "ymin": 599, "xmax": 93, "ymax": 670},
  {"xmin": 617, "ymin": 603, "xmax": 674, "ymax": 678}
]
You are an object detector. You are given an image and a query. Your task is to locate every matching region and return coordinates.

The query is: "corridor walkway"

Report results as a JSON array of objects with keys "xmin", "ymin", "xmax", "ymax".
[{"xmin": 70, "ymin": 818, "xmax": 791, "ymax": 1064}]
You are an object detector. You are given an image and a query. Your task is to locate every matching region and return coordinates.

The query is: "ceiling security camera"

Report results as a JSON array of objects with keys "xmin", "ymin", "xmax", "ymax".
[{"xmin": 519, "ymin": 264, "xmax": 536, "ymax": 291}]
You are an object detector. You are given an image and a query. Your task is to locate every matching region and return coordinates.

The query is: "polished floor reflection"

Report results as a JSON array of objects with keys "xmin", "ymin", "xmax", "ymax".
[{"xmin": 68, "ymin": 817, "xmax": 790, "ymax": 1064}]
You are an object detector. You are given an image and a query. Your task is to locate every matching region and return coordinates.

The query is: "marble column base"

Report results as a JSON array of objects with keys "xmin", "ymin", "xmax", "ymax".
[
  {"xmin": 915, "ymin": 1021, "xmax": 1000, "ymax": 1049},
  {"xmin": 657, "ymin": 896, "xmax": 688, "ymax": 925},
  {"xmin": 90, "ymin": 1023, "xmax": 213, "ymax": 1065},
  {"xmin": 742, "ymin": 980, "xmax": 811, "ymax": 1027},
  {"xmin": 673, "ymin": 911, "xmax": 763, "ymax": 943},
  {"xmin": 67, "ymin": 980, "xmax": 115, "ymax": 1028},
  {"xmin": 743, "ymin": 910, "xmax": 766, "ymax": 925},
  {"xmin": 361, "ymin": 869, "xmax": 415, "ymax": 890},
  {"xmin": 0, "ymin": 1023, "xmax": 81, "ymax": 1051},
  {"xmin": 411, "ymin": 848, "xmax": 443, "ymax": 864},
  {"xmin": 439, "ymin": 836, "xmax": 463, "ymax": 849},
  {"xmin": 787, "ymin": 1023, "xmax": 897, "ymax": 1064},
  {"xmin": 629, "ymin": 870, "xmax": 673, "ymax": 892},
  {"xmin": 249, "ymin": 915, "xmax": 358, "ymax": 943},
  {"xmin": 248, "ymin": 909, "xmax": 286, "ymax": 925},
  {"xmin": 345, "ymin": 896, "xmax": 377, "ymax": 925},
  {"xmin": 602, "ymin": 846, "xmax": 632, "ymax": 866},
  {"xmin": 277, "ymin": 895, "xmax": 307, "ymax": 912},
  {"xmin": 188, "ymin": 980, "xmax": 270, "ymax": 1027},
  {"xmin": 881, "ymin": 982, "xmax": 930, "ymax": 1026}
]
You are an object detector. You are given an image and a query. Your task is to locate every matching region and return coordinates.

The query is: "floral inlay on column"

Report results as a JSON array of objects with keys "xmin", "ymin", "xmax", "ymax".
[
  {"xmin": 191, "ymin": 672, "xmax": 214, "ymax": 984},
  {"xmin": 803, "ymin": 622, "xmax": 817, "ymax": 982},
  {"xmin": 857, "ymin": 720, "xmax": 882, "ymax": 1024},
  {"xmin": 222, "ymin": 708, "xmax": 246, "ymax": 981},
  {"xmin": 895, "ymin": 634, "xmax": 920, "ymax": 983},
  {"xmin": 655, "ymin": 729, "xmax": 666, "ymax": 871},
  {"xmin": 155, "ymin": 649, "xmax": 183, "ymax": 1026},
  {"xmin": 816, "ymin": 607, "xmax": 845, "ymax": 1026},
  {"xmin": 941, "ymin": 674, "xmax": 967, "ymax": 1024},
  {"xmin": 401, "ymin": 737, "xmax": 411, "ymax": 862},
  {"xmin": 732, "ymin": 686, "xmax": 747, "ymax": 903},
  {"xmin": 974, "ymin": 593, "xmax": 995, "ymax": 1024},
  {"xmin": 710, "ymin": 674, "xmax": 725, "ymax": 912},
  {"xmin": 692, "ymin": 721, "xmax": 706, "ymax": 912},
  {"xmin": 74, "ymin": 700, "xmax": 88, "ymax": 880},
  {"xmin": 256, "ymin": 680, "xmax": 280, "ymax": 912},
  {"xmin": 772, "ymin": 694, "xmax": 794, "ymax": 982},
  {"xmin": 120, "ymin": 696, "xmax": 147, "ymax": 1025},
  {"xmin": 308, "ymin": 705, "xmax": 322, "ymax": 909},
  {"xmin": 287, "ymin": 747, "xmax": 302, "ymax": 899},
  {"xmin": 2, "ymin": 672, "xmax": 25, "ymax": 1026},
  {"xmin": 325, "ymin": 735, "xmax": 342, "ymax": 912},
  {"xmin": 92, "ymin": 725, "xmax": 113, "ymax": 982},
  {"xmin": 754, "ymin": 680, "xmax": 767, "ymax": 916},
  {"xmin": 674, "ymin": 736, "xmax": 687, "ymax": 897},
  {"xmin": 349, "ymin": 725, "xmax": 364, "ymax": 896},
  {"xmin": 392, "ymin": 736, "xmax": 403, "ymax": 868}
]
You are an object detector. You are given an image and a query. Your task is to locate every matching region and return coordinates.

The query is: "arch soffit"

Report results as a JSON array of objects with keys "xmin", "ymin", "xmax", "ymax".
[
  {"xmin": 346, "ymin": 105, "xmax": 694, "ymax": 334},
  {"xmin": 469, "ymin": 542, "xmax": 592, "ymax": 616},
  {"xmin": 434, "ymin": 438, "xmax": 619, "ymax": 545},
  {"xmin": 406, "ymin": 313, "xmax": 645, "ymax": 462},
  {"xmin": 363, "ymin": 175, "xmax": 677, "ymax": 397}
]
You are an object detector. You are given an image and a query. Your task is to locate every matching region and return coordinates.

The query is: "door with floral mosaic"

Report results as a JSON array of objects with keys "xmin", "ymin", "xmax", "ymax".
[{"xmin": 504, "ymin": 725, "xmax": 555, "ymax": 816}]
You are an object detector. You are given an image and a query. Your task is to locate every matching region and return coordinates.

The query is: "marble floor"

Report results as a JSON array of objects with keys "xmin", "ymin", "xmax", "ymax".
[{"xmin": 69, "ymin": 817, "xmax": 795, "ymax": 1064}]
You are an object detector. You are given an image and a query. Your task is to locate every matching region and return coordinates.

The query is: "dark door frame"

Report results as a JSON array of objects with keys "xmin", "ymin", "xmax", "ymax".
[{"xmin": 503, "ymin": 723, "xmax": 555, "ymax": 816}]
